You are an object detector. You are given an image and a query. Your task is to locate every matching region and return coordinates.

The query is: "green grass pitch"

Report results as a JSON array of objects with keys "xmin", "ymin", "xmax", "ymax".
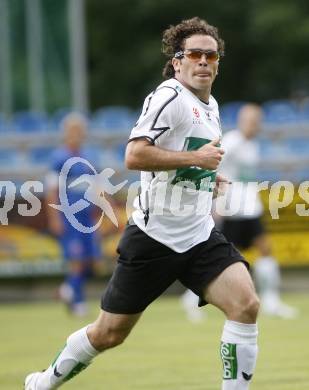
[{"xmin": 1, "ymin": 293, "xmax": 308, "ymax": 389}]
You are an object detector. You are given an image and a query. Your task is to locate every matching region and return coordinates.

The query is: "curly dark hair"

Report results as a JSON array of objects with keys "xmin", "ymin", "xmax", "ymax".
[{"xmin": 162, "ymin": 17, "xmax": 225, "ymax": 79}]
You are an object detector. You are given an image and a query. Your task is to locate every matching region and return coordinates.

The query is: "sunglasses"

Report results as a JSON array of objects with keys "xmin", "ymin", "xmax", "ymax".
[{"xmin": 174, "ymin": 49, "xmax": 219, "ymax": 63}]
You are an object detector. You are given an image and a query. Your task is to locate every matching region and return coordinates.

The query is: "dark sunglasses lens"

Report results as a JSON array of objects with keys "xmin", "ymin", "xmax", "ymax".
[
  {"xmin": 186, "ymin": 50, "xmax": 203, "ymax": 60},
  {"xmin": 207, "ymin": 51, "xmax": 219, "ymax": 62},
  {"xmin": 186, "ymin": 50, "xmax": 219, "ymax": 62}
]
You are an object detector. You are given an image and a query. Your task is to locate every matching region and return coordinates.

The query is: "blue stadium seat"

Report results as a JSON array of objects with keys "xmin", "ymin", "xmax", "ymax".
[
  {"xmin": 91, "ymin": 106, "xmax": 136, "ymax": 133},
  {"xmin": 294, "ymin": 168, "xmax": 308, "ymax": 182},
  {"xmin": 257, "ymin": 168, "xmax": 286, "ymax": 182},
  {"xmin": 298, "ymin": 99, "xmax": 309, "ymax": 122},
  {"xmin": 262, "ymin": 100, "xmax": 299, "ymax": 124},
  {"xmin": 12, "ymin": 111, "xmax": 48, "ymax": 132},
  {"xmin": 286, "ymin": 138, "xmax": 309, "ymax": 156},
  {"xmin": 0, "ymin": 114, "xmax": 9, "ymax": 132},
  {"xmin": 49, "ymin": 108, "xmax": 89, "ymax": 131},
  {"xmin": 220, "ymin": 101, "xmax": 246, "ymax": 129},
  {"xmin": 0, "ymin": 149, "xmax": 20, "ymax": 166},
  {"xmin": 49, "ymin": 108, "xmax": 73, "ymax": 131},
  {"xmin": 258, "ymin": 138, "xmax": 274, "ymax": 158},
  {"xmin": 29, "ymin": 146, "xmax": 54, "ymax": 165}
]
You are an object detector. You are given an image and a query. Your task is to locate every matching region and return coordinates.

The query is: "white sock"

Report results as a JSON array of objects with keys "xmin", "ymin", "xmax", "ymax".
[
  {"xmin": 37, "ymin": 325, "xmax": 100, "ymax": 389},
  {"xmin": 254, "ymin": 256, "xmax": 281, "ymax": 291},
  {"xmin": 253, "ymin": 256, "xmax": 281, "ymax": 312},
  {"xmin": 221, "ymin": 320, "xmax": 258, "ymax": 390}
]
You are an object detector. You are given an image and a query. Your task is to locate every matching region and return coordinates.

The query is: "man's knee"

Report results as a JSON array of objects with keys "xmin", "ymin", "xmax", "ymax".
[
  {"xmin": 231, "ymin": 293, "xmax": 260, "ymax": 323},
  {"xmin": 242, "ymin": 294, "xmax": 260, "ymax": 320},
  {"xmin": 88, "ymin": 324, "xmax": 129, "ymax": 351},
  {"xmin": 87, "ymin": 311, "xmax": 142, "ymax": 352}
]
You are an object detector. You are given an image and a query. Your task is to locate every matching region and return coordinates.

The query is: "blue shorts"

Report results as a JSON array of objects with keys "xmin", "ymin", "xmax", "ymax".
[{"xmin": 59, "ymin": 216, "xmax": 102, "ymax": 261}]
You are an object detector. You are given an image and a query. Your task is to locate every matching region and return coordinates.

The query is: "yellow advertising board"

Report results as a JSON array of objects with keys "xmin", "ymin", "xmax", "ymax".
[{"xmin": 243, "ymin": 188, "xmax": 309, "ymax": 266}]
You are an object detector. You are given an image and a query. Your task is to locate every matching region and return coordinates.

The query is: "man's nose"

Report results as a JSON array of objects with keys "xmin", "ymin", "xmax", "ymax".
[{"xmin": 199, "ymin": 54, "xmax": 208, "ymax": 65}]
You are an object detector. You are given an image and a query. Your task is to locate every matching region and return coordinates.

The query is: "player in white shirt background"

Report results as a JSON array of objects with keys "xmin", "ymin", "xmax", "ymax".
[
  {"xmin": 218, "ymin": 104, "xmax": 297, "ymax": 319},
  {"xmin": 182, "ymin": 104, "xmax": 298, "ymax": 320},
  {"xmin": 25, "ymin": 17, "xmax": 259, "ymax": 390}
]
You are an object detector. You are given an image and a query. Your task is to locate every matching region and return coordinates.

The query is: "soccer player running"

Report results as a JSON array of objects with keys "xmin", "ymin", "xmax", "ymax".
[
  {"xmin": 217, "ymin": 104, "xmax": 297, "ymax": 318},
  {"xmin": 45, "ymin": 113, "xmax": 102, "ymax": 316},
  {"xmin": 25, "ymin": 17, "xmax": 259, "ymax": 390}
]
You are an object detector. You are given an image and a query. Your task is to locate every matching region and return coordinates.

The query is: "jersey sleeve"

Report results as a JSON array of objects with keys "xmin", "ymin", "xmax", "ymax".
[
  {"xmin": 129, "ymin": 86, "xmax": 181, "ymax": 144},
  {"xmin": 45, "ymin": 150, "xmax": 65, "ymax": 190},
  {"xmin": 49, "ymin": 150, "xmax": 65, "ymax": 173}
]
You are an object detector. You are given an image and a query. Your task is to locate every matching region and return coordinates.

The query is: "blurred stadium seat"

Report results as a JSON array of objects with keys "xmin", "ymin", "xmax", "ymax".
[
  {"xmin": 0, "ymin": 114, "xmax": 9, "ymax": 132},
  {"xmin": 262, "ymin": 100, "xmax": 299, "ymax": 125},
  {"xmin": 29, "ymin": 146, "xmax": 54, "ymax": 165},
  {"xmin": 49, "ymin": 108, "xmax": 74, "ymax": 131},
  {"xmin": 298, "ymin": 99, "xmax": 309, "ymax": 122},
  {"xmin": 91, "ymin": 106, "xmax": 137, "ymax": 133},
  {"xmin": 12, "ymin": 111, "xmax": 48, "ymax": 132},
  {"xmin": 294, "ymin": 168, "xmax": 308, "ymax": 182},
  {"xmin": 49, "ymin": 108, "xmax": 90, "ymax": 131},
  {"xmin": 286, "ymin": 137, "xmax": 309, "ymax": 156},
  {"xmin": 220, "ymin": 101, "xmax": 246, "ymax": 129},
  {"xmin": 0, "ymin": 149, "xmax": 20, "ymax": 166}
]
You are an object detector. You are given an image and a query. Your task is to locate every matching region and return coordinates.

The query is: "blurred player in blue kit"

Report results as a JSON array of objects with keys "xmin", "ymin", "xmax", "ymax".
[
  {"xmin": 26, "ymin": 17, "xmax": 260, "ymax": 390},
  {"xmin": 45, "ymin": 113, "xmax": 102, "ymax": 317}
]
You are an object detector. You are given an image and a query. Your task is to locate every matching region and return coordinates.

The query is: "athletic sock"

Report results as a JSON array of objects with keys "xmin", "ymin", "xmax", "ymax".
[
  {"xmin": 67, "ymin": 273, "xmax": 85, "ymax": 304},
  {"xmin": 253, "ymin": 256, "xmax": 281, "ymax": 313},
  {"xmin": 36, "ymin": 325, "xmax": 99, "ymax": 389},
  {"xmin": 220, "ymin": 320, "xmax": 258, "ymax": 390}
]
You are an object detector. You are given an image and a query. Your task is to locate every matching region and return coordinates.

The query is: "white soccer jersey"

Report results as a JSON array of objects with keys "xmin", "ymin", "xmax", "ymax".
[
  {"xmin": 218, "ymin": 130, "xmax": 263, "ymax": 218},
  {"xmin": 129, "ymin": 78, "xmax": 222, "ymax": 252}
]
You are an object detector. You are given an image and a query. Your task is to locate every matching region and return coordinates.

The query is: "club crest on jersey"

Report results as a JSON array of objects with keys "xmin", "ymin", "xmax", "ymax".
[
  {"xmin": 192, "ymin": 107, "xmax": 203, "ymax": 124},
  {"xmin": 193, "ymin": 107, "xmax": 200, "ymax": 118}
]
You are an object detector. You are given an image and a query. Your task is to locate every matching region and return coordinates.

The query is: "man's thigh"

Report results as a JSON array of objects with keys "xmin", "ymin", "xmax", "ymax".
[
  {"xmin": 204, "ymin": 262, "xmax": 257, "ymax": 316},
  {"xmin": 179, "ymin": 228, "xmax": 247, "ymax": 307},
  {"xmin": 101, "ymin": 224, "xmax": 185, "ymax": 314}
]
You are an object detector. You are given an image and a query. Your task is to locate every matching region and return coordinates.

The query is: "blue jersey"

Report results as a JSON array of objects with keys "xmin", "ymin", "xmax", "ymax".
[
  {"xmin": 50, "ymin": 147, "xmax": 97, "ymax": 224},
  {"xmin": 49, "ymin": 147, "xmax": 102, "ymax": 260}
]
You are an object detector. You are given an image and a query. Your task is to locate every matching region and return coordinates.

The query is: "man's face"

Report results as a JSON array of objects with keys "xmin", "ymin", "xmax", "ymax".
[
  {"xmin": 64, "ymin": 121, "xmax": 87, "ymax": 149},
  {"xmin": 238, "ymin": 106, "xmax": 263, "ymax": 139},
  {"xmin": 172, "ymin": 34, "xmax": 219, "ymax": 99}
]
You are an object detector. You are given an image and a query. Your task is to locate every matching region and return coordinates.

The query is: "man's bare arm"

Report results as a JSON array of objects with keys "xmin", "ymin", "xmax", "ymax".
[{"xmin": 125, "ymin": 138, "xmax": 224, "ymax": 171}]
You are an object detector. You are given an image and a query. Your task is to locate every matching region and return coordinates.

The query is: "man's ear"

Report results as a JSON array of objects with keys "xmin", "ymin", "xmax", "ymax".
[{"xmin": 172, "ymin": 57, "xmax": 181, "ymax": 73}]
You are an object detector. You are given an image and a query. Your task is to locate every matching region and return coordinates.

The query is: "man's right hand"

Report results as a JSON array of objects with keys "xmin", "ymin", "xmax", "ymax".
[{"xmin": 194, "ymin": 138, "xmax": 225, "ymax": 170}]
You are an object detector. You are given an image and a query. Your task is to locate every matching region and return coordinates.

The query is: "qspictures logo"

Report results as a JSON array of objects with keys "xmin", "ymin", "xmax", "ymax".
[
  {"xmin": 49, "ymin": 157, "xmax": 127, "ymax": 233},
  {"xmin": 0, "ymin": 157, "xmax": 127, "ymax": 233},
  {"xmin": 0, "ymin": 157, "xmax": 308, "ymax": 231}
]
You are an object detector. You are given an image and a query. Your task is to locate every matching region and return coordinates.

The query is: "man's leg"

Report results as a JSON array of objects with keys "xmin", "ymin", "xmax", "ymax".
[
  {"xmin": 25, "ymin": 310, "xmax": 142, "ymax": 389},
  {"xmin": 59, "ymin": 260, "xmax": 87, "ymax": 316},
  {"xmin": 181, "ymin": 289, "xmax": 204, "ymax": 323},
  {"xmin": 253, "ymin": 234, "xmax": 297, "ymax": 318},
  {"xmin": 204, "ymin": 262, "xmax": 260, "ymax": 390}
]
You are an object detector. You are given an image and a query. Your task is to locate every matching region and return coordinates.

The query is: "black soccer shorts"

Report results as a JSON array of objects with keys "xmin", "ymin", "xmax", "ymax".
[
  {"xmin": 101, "ymin": 223, "xmax": 248, "ymax": 314},
  {"xmin": 221, "ymin": 217, "xmax": 265, "ymax": 250}
]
